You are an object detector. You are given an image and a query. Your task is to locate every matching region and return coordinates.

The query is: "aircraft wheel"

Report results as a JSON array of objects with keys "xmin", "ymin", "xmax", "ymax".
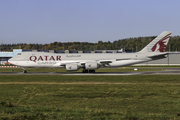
[
  {"xmin": 89, "ymin": 70, "xmax": 95, "ymax": 73},
  {"xmin": 82, "ymin": 69, "xmax": 88, "ymax": 73},
  {"xmin": 23, "ymin": 70, "xmax": 27, "ymax": 73}
]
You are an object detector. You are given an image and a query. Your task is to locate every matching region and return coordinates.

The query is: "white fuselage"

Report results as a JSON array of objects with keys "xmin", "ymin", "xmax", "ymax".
[{"xmin": 8, "ymin": 52, "xmax": 153, "ymax": 68}]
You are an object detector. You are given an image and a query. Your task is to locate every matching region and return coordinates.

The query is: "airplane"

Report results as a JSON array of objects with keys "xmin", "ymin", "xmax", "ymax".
[{"xmin": 8, "ymin": 31, "xmax": 172, "ymax": 73}]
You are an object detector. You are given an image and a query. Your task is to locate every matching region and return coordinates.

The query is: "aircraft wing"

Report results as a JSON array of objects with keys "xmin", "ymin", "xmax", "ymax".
[
  {"xmin": 55, "ymin": 58, "xmax": 132, "ymax": 67},
  {"xmin": 68, "ymin": 58, "xmax": 131, "ymax": 64}
]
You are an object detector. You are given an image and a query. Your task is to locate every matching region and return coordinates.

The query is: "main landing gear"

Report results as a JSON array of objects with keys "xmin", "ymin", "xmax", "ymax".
[{"xmin": 82, "ymin": 69, "xmax": 95, "ymax": 73}]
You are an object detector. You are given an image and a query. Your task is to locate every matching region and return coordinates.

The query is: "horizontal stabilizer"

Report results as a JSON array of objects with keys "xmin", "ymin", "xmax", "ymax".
[{"xmin": 147, "ymin": 52, "xmax": 168, "ymax": 58}]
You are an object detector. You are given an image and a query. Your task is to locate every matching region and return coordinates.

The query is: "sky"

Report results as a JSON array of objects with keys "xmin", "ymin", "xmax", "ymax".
[{"xmin": 0, "ymin": 0, "xmax": 180, "ymax": 44}]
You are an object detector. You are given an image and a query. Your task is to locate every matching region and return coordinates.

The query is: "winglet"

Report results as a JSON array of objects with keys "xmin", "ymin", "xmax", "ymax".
[{"xmin": 139, "ymin": 31, "xmax": 172, "ymax": 53}]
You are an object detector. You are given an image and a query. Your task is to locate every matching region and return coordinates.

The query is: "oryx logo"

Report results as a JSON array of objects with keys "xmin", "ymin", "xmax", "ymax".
[{"xmin": 151, "ymin": 33, "xmax": 171, "ymax": 52}]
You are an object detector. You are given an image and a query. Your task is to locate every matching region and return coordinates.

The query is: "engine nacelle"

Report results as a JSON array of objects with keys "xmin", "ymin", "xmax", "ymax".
[
  {"xmin": 66, "ymin": 64, "xmax": 79, "ymax": 71},
  {"xmin": 85, "ymin": 62, "xmax": 99, "ymax": 70}
]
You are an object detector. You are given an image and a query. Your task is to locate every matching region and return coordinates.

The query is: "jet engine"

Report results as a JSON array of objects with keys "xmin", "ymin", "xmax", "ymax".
[
  {"xmin": 85, "ymin": 62, "xmax": 99, "ymax": 70},
  {"xmin": 66, "ymin": 64, "xmax": 79, "ymax": 71}
]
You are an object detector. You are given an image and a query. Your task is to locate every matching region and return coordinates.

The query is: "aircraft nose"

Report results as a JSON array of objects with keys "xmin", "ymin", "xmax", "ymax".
[{"xmin": 8, "ymin": 58, "xmax": 17, "ymax": 65}]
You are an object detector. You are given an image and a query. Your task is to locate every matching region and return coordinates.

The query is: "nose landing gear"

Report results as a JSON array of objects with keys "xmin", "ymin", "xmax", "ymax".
[{"xmin": 22, "ymin": 68, "xmax": 27, "ymax": 73}]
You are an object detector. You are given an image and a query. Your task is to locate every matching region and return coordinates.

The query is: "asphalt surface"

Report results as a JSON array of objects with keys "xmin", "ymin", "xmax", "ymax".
[{"xmin": 1, "ymin": 68, "xmax": 180, "ymax": 75}]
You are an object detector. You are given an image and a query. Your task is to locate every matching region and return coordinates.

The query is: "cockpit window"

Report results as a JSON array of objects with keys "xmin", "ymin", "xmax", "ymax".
[{"xmin": 17, "ymin": 53, "xmax": 21, "ymax": 55}]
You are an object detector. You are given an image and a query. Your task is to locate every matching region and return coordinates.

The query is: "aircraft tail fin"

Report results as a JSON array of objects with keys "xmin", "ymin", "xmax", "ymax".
[{"xmin": 139, "ymin": 31, "xmax": 172, "ymax": 53}]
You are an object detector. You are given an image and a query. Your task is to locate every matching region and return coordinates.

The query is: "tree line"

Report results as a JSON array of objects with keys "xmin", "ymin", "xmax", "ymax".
[{"xmin": 1, "ymin": 36, "xmax": 180, "ymax": 52}]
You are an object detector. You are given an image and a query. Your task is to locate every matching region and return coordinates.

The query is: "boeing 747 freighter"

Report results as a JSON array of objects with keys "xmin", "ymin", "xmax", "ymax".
[{"xmin": 8, "ymin": 31, "xmax": 172, "ymax": 73}]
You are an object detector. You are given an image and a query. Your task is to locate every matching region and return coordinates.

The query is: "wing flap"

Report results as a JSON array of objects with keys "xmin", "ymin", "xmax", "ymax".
[{"xmin": 116, "ymin": 58, "xmax": 131, "ymax": 61}]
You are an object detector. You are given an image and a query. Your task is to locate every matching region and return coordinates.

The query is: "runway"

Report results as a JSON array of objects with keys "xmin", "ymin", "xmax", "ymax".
[{"xmin": 1, "ymin": 68, "xmax": 180, "ymax": 75}]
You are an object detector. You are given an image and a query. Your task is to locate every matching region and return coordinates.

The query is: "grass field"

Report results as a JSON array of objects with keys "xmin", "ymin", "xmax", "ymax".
[{"xmin": 1, "ymin": 68, "xmax": 180, "ymax": 119}]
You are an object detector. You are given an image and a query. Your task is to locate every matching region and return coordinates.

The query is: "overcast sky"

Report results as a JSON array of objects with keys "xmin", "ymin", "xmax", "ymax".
[{"xmin": 0, "ymin": 0, "xmax": 180, "ymax": 44}]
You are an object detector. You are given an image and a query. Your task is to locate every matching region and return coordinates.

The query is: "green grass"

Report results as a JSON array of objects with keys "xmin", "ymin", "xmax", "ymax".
[
  {"xmin": 1, "ymin": 75, "xmax": 179, "ymax": 83},
  {"xmin": 1, "ymin": 75, "xmax": 180, "ymax": 119}
]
